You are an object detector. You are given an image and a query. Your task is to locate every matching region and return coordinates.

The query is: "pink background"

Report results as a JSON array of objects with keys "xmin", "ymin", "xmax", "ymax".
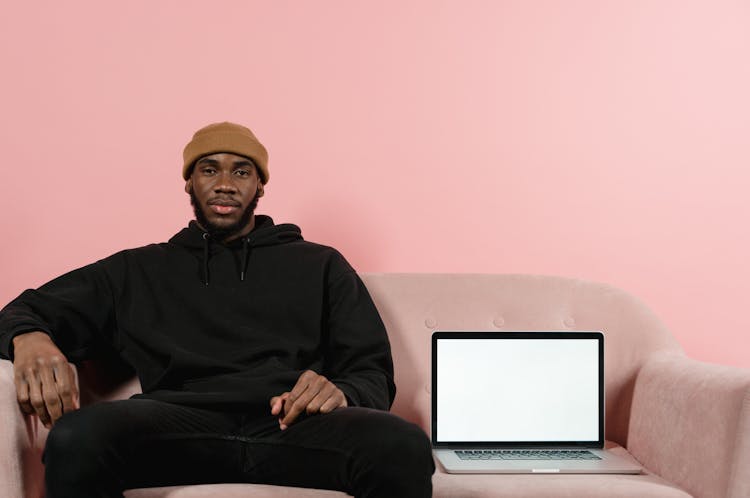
[{"xmin": 0, "ymin": 1, "xmax": 748, "ymax": 368}]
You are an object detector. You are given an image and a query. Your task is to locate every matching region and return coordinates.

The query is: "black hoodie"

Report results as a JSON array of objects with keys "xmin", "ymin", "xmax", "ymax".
[{"xmin": 0, "ymin": 216, "xmax": 395, "ymax": 412}]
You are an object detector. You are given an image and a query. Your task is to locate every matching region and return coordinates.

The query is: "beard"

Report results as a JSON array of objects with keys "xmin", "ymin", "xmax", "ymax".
[{"xmin": 189, "ymin": 188, "xmax": 260, "ymax": 241}]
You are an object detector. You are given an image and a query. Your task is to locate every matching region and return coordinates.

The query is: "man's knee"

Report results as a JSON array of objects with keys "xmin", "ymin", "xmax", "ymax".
[
  {"xmin": 45, "ymin": 402, "xmax": 152, "ymax": 498},
  {"xmin": 337, "ymin": 409, "xmax": 433, "ymax": 497},
  {"xmin": 369, "ymin": 415, "xmax": 432, "ymax": 474},
  {"xmin": 45, "ymin": 410, "xmax": 95, "ymax": 463},
  {"xmin": 44, "ymin": 404, "xmax": 133, "ymax": 480},
  {"xmin": 338, "ymin": 409, "xmax": 433, "ymax": 476},
  {"xmin": 44, "ymin": 411, "xmax": 105, "ymax": 495}
]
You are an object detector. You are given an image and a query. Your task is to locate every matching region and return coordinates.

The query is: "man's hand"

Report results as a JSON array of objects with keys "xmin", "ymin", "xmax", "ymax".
[
  {"xmin": 270, "ymin": 370, "xmax": 347, "ymax": 430},
  {"xmin": 12, "ymin": 331, "xmax": 79, "ymax": 428}
]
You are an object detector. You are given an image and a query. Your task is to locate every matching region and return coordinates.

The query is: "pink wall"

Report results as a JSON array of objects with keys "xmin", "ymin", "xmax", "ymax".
[{"xmin": 1, "ymin": 1, "xmax": 748, "ymax": 368}]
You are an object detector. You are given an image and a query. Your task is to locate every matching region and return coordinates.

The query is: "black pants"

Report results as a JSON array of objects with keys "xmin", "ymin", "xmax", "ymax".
[{"xmin": 43, "ymin": 399, "xmax": 434, "ymax": 498}]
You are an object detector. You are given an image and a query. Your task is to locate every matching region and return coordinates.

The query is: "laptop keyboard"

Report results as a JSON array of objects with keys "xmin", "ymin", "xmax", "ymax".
[{"xmin": 455, "ymin": 450, "xmax": 601, "ymax": 460}]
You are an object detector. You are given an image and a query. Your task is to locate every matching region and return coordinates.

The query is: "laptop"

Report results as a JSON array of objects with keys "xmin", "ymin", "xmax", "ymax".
[{"xmin": 431, "ymin": 331, "xmax": 641, "ymax": 474}]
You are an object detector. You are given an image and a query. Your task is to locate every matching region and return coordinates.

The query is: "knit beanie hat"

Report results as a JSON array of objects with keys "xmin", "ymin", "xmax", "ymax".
[{"xmin": 182, "ymin": 122, "xmax": 269, "ymax": 184}]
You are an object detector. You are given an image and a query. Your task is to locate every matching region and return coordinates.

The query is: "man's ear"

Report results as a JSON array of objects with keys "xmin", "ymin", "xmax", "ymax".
[
  {"xmin": 257, "ymin": 183, "xmax": 265, "ymax": 198},
  {"xmin": 184, "ymin": 178, "xmax": 192, "ymax": 194}
]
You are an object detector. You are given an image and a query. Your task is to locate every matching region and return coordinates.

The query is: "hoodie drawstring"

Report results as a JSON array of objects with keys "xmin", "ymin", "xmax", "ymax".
[
  {"xmin": 202, "ymin": 232, "xmax": 210, "ymax": 286},
  {"xmin": 199, "ymin": 231, "xmax": 255, "ymax": 285},
  {"xmin": 240, "ymin": 237, "xmax": 249, "ymax": 282}
]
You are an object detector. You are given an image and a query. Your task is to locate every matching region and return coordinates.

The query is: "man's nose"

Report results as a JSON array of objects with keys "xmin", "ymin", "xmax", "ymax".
[{"xmin": 213, "ymin": 172, "xmax": 238, "ymax": 192}]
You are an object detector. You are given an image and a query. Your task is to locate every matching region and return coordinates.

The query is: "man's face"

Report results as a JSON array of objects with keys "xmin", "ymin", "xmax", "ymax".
[{"xmin": 185, "ymin": 152, "xmax": 265, "ymax": 241}]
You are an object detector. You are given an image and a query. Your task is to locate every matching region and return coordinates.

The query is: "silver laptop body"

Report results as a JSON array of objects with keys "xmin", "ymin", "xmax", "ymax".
[{"xmin": 432, "ymin": 331, "xmax": 641, "ymax": 474}]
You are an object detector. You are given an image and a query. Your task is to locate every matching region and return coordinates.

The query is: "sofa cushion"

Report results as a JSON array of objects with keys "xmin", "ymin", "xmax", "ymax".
[
  {"xmin": 125, "ymin": 444, "xmax": 686, "ymax": 498},
  {"xmin": 125, "ymin": 484, "xmax": 348, "ymax": 497}
]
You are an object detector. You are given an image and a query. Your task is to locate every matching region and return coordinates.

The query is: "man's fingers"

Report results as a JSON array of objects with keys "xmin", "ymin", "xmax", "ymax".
[
  {"xmin": 14, "ymin": 376, "xmax": 33, "ymax": 415},
  {"xmin": 319, "ymin": 391, "xmax": 347, "ymax": 414},
  {"xmin": 280, "ymin": 394, "xmax": 311, "ymax": 426},
  {"xmin": 69, "ymin": 363, "xmax": 80, "ymax": 410},
  {"xmin": 11, "ymin": 333, "xmax": 74, "ymax": 423},
  {"xmin": 54, "ymin": 361, "xmax": 78, "ymax": 414},
  {"xmin": 270, "ymin": 397, "xmax": 281, "ymax": 415},
  {"xmin": 276, "ymin": 371, "xmax": 348, "ymax": 430},
  {"xmin": 39, "ymin": 364, "xmax": 63, "ymax": 423},
  {"xmin": 270, "ymin": 392, "xmax": 289, "ymax": 416},
  {"xmin": 287, "ymin": 370, "xmax": 315, "ymax": 403},
  {"xmin": 280, "ymin": 372, "xmax": 314, "ymax": 425},
  {"xmin": 26, "ymin": 370, "xmax": 52, "ymax": 427},
  {"xmin": 281, "ymin": 376, "xmax": 325, "ymax": 426},
  {"xmin": 304, "ymin": 382, "xmax": 337, "ymax": 415}
]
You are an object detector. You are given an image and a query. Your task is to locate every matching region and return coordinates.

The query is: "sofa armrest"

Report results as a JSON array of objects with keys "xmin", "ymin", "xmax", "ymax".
[
  {"xmin": 0, "ymin": 359, "xmax": 48, "ymax": 498},
  {"xmin": 628, "ymin": 352, "xmax": 750, "ymax": 498}
]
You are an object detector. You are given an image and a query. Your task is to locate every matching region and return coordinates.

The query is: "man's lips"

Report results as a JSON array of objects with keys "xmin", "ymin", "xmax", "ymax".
[{"xmin": 208, "ymin": 199, "xmax": 240, "ymax": 215}]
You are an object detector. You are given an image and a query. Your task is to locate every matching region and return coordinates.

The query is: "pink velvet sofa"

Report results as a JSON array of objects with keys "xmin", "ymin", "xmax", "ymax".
[{"xmin": 2, "ymin": 274, "xmax": 748, "ymax": 498}]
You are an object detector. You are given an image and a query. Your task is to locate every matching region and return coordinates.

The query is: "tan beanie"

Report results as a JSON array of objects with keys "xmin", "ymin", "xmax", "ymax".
[{"xmin": 182, "ymin": 122, "xmax": 269, "ymax": 184}]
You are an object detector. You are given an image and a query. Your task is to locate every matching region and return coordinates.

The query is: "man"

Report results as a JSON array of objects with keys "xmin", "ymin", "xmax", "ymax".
[{"xmin": 0, "ymin": 122, "xmax": 434, "ymax": 498}]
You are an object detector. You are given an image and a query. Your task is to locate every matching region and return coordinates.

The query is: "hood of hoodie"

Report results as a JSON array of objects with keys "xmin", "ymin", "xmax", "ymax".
[
  {"xmin": 168, "ymin": 215, "xmax": 303, "ymax": 284},
  {"xmin": 169, "ymin": 215, "xmax": 302, "ymax": 250}
]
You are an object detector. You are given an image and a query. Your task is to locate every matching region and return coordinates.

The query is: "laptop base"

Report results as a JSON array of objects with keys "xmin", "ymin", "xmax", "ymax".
[{"xmin": 434, "ymin": 449, "xmax": 642, "ymax": 474}]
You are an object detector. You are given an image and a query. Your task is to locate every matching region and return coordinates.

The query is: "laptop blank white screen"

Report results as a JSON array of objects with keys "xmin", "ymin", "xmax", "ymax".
[{"xmin": 435, "ymin": 338, "xmax": 599, "ymax": 443}]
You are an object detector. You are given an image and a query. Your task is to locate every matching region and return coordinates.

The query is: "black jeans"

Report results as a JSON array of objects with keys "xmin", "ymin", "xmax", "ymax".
[{"xmin": 43, "ymin": 399, "xmax": 434, "ymax": 498}]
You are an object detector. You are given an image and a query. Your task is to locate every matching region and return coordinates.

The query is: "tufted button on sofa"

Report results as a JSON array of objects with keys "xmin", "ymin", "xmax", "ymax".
[{"xmin": 1, "ymin": 274, "xmax": 748, "ymax": 498}]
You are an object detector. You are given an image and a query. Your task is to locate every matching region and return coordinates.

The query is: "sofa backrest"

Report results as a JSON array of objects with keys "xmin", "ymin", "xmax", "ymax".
[
  {"xmin": 360, "ymin": 273, "xmax": 683, "ymax": 447},
  {"xmin": 77, "ymin": 273, "xmax": 683, "ymax": 448}
]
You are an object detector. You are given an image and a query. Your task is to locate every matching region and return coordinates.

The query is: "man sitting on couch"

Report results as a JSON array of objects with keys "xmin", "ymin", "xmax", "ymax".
[{"xmin": 0, "ymin": 122, "xmax": 434, "ymax": 498}]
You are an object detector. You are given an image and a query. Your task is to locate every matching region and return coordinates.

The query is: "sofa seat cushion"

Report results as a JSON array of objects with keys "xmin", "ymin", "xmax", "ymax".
[
  {"xmin": 125, "ymin": 444, "xmax": 686, "ymax": 498},
  {"xmin": 125, "ymin": 483, "xmax": 350, "ymax": 498},
  {"xmin": 432, "ymin": 444, "xmax": 690, "ymax": 498}
]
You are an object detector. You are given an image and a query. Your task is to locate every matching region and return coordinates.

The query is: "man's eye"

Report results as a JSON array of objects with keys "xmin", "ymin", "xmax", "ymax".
[
  {"xmin": 235, "ymin": 170, "xmax": 250, "ymax": 176},
  {"xmin": 201, "ymin": 168, "xmax": 216, "ymax": 175}
]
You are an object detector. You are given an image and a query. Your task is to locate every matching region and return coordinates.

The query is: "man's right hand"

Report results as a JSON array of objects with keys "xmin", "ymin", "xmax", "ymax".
[{"xmin": 12, "ymin": 331, "xmax": 79, "ymax": 428}]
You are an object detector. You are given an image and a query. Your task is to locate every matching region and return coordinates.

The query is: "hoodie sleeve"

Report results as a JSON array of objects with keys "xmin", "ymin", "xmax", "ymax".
[
  {"xmin": 0, "ymin": 261, "xmax": 116, "ymax": 362},
  {"xmin": 323, "ymin": 264, "xmax": 396, "ymax": 411}
]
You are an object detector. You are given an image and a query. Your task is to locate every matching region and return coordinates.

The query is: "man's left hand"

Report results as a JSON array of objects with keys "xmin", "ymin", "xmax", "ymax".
[{"xmin": 270, "ymin": 370, "xmax": 348, "ymax": 430}]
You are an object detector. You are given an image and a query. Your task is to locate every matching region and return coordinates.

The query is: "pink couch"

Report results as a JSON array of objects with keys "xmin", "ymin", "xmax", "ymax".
[{"xmin": 2, "ymin": 274, "xmax": 748, "ymax": 498}]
